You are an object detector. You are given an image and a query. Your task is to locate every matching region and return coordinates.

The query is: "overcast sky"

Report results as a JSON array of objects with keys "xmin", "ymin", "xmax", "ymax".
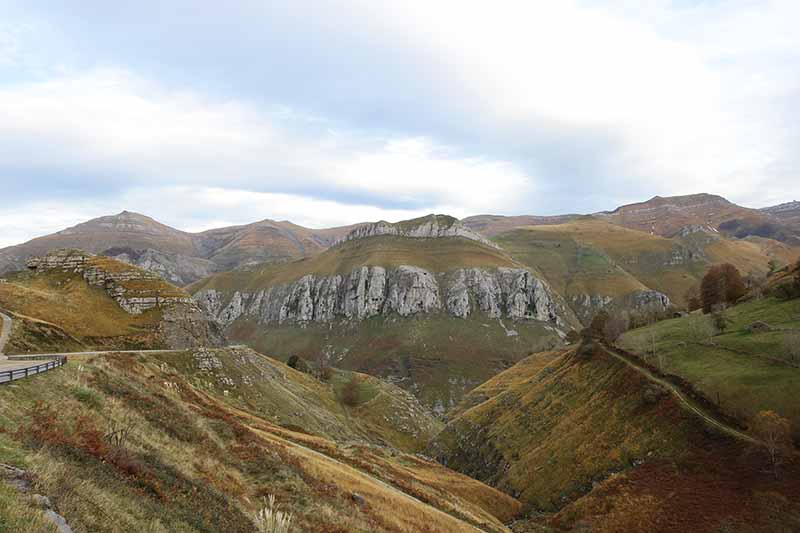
[{"xmin": 1, "ymin": 0, "xmax": 798, "ymax": 247}]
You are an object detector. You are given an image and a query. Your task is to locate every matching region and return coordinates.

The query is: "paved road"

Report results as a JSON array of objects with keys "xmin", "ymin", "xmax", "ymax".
[
  {"xmin": 0, "ymin": 359, "xmax": 63, "ymax": 384},
  {"xmin": 6, "ymin": 345, "xmax": 250, "ymax": 358},
  {"xmin": 604, "ymin": 346, "xmax": 760, "ymax": 445},
  {"xmin": 0, "ymin": 311, "xmax": 11, "ymax": 357}
]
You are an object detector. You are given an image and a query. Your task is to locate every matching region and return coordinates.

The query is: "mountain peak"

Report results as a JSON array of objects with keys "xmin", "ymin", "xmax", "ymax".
[{"xmin": 335, "ymin": 214, "xmax": 498, "ymax": 248}]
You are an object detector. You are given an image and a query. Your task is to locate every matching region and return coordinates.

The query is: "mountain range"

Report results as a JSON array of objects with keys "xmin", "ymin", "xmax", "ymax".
[
  {"xmin": 2, "ymin": 192, "xmax": 800, "ymax": 532},
  {"xmin": 4, "ymin": 194, "xmax": 798, "ymax": 286},
  {"xmin": 0, "ymin": 211, "xmax": 360, "ymax": 285}
]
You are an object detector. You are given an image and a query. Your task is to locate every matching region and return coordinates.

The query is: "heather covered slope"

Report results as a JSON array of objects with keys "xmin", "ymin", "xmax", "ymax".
[
  {"xmin": 0, "ymin": 349, "xmax": 519, "ymax": 532},
  {"xmin": 430, "ymin": 348, "xmax": 691, "ymax": 510},
  {"xmin": 430, "ymin": 347, "xmax": 800, "ymax": 531}
]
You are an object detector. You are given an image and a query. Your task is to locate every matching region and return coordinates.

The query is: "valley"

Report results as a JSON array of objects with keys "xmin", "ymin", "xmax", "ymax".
[{"xmin": 1, "ymin": 193, "xmax": 799, "ymax": 532}]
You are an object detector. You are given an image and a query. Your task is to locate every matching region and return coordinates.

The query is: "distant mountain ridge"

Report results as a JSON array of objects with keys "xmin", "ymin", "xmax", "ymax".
[
  {"xmin": 465, "ymin": 193, "xmax": 800, "ymax": 243},
  {"xmin": 0, "ymin": 211, "xmax": 360, "ymax": 285},
  {"xmin": 2, "ymin": 193, "xmax": 799, "ymax": 286}
]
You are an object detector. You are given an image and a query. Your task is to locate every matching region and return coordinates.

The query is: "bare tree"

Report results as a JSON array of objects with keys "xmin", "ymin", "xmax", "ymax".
[
  {"xmin": 688, "ymin": 315, "xmax": 714, "ymax": 345},
  {"xmin": 783, "ymin": 331, "xmax": 800, "ymax": 364},
  {"xmin": 752, "ymin": 410, "xmax": 793, "ymax": 479},
  {"xmin": 603, "ymin": 313, "xmax": 629, "ymax": 344}
]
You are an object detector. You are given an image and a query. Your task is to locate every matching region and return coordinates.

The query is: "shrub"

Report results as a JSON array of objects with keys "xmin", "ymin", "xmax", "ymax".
[
  {"xmin": 589, "ymin": 310, "xmax": 610, "ymax": 339},
  {"xmin": 564, "ymin": 330, "xmax": 581, "ymax": 344},
  {"xmin": 602, "ymin": 313, "xmax": 629, "ymax": 344},
  {"xmin": 319, "ymin": 366, "xmax": 334, "ymax": 382},
  {"xmin": 685, "ymin": 285, "xmax": 701, "ymax": 312},
  {"xmin": 774, "ymin": 261, "xmax": 800, "ymax": 300},
  {"xmin": 287, "ymin": 355, "xmax": 311, "ymax": 374},
  {"xmin": 71, "ymin": 386, "xmax": 104, "ymax": 409},
  {"xmin": 340, "ymin": 375, "xmax": 361, "ymax": 407},
  {"xmin": 783, "ymin": 332, "xmax": 800, "ymax": 363},
  {"xmin": 711, "ymin": 309, "xmax": 731, "ymax": 334}
]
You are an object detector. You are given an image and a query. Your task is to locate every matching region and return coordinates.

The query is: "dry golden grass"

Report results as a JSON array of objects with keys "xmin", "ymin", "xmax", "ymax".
[
  {"xmin": 192, "ymin": 235, "xmax": 518, "ymax": 293},
  {"xmin": 433, "ymin": 348, "xmax": 692, "ymax": 511},
  {"xmin": 0, "ymin": 350, "xmax": 517, "ymax": 532},
  {"xmin": 0, "ymin": 273, "xmax": 161, "ymax": 339}
]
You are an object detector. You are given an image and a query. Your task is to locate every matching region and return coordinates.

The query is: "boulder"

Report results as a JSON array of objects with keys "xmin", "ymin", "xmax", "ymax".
[{"xmin": 746, "ymin": 321, "xmax": 772, "ymax": 334}]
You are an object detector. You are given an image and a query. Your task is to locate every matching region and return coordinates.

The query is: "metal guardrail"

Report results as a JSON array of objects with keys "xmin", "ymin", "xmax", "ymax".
[
  {"xmin": 6, "ymin": 354, "xmax": 67, "ymax": 361},
  {"xmin": 0, "ymin": 356, "xmax": 67, "ymax": 384}
]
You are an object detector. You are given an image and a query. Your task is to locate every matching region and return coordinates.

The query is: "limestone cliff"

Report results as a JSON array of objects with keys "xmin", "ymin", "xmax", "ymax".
[
  {"xmin": 102, "ymin": 247, "xmax": 217, "ymax": 286},
  {"xmin": 26, "ymin": 249, "xmax": 194, "ymax": 314},
  {"xmin": 570, "ymin": 289, "xmax": 672, "ymax": 323},
  {"xmin": 194, "ymin": 265, "xmax": 566, "ymax": 329}
]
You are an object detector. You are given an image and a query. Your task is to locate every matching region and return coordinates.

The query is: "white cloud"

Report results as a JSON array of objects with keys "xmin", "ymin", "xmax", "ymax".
[
  {"xmin": 1, "ymin": 0, "xmax": 799, "ymax": 248},
  {"xmin": 0, "ymin": 68, "xmax": 534, "ymax": 219},
  {"xmin": 0, "ymin": 69, "xmax": 535, "ymax": 245},
  {"xmin": 0, "ymin": 201, "xmax": 112, "ymax": 248},
  {"xmin": 344, "ymin": 0, "xmax": 800, "ymax": 202}
]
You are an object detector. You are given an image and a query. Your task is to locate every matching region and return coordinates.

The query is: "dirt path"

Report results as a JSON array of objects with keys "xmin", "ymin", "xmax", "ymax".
[
  {"xmin": 604, "ymin": 346, "xmax": 760, "ymax": 445},
  {"xmin": 0, "ymin": 311, "xmax": 11, "ymax": 357}
]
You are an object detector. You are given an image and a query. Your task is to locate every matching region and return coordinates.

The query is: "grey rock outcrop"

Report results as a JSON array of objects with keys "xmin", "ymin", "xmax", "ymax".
[
  {"xmin": 103, "ymin": 247, "xmax": 216, "ymax": 286},
  {"xmin": 621, "ymin": 289, "xmax": 672, "ymax": 313},
  {"xmin": 25, "ymin": 249, "xmax": 225, "ymax": 348},
  {"xmin": 570, "ymin": 289, "xmax": 671, "ymax": 324},
  {"xmin": 446, "ymin": 268, "xmax": 559, "ymax": 321},
  {"xmin": 26, "ymin": 249, "xmax": 194, "ymax": 315},
  {"xmin": 195, "ymin": 266, "xmax": 565, "ymax": 327},
  {"xmin": 335, "ymin": 215, "xmax": 500, "ymax": 249}
]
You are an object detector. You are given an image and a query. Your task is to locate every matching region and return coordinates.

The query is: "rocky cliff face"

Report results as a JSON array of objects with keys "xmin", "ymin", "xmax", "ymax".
[
  {"xmin": 102, "ymin": 247, "xmax": 216, "ymax": 286},
  {"xmin": 26, "ymin": 249, "xmax": 225, "ymax": 348},
  {"xmin": 27, "ymin": 249, "xmax": 194, "ymax": 314},
  {"xmin": 570, "ymin": 289, "xmax": 672, "ymax": 323},
  {"xmin": 335, "ymin": 215, "xmax": 500, "ymax": 249},
  {"xmin": 195, "ymin": 266, "xmax": 566, "ymax": 328}
]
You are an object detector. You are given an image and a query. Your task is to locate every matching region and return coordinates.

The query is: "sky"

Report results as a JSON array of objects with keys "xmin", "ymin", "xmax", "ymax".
[{"xmin": 0, "ymin": 0, "xmax": 798, "ymax": 247}]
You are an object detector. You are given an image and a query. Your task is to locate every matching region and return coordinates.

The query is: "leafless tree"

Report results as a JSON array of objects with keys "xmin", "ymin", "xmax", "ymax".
[
  {"xmin": 783, "ymin": 331, "xmax": 800, "ymax": 364},
  {"xmin": 752, "ymin": 410, "xmax": 793, "ymax": 479}
]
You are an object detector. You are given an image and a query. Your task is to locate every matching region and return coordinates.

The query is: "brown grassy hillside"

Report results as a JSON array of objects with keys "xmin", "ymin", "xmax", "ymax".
[
  {"xmin": 0, "ymin": 349, "xmax": 520, "ymax": 532},
  {"xmin": 190, "ymin": 234, "xmax": 518, "ymax": 294},
  {"xmin": 495, "ymin": 218, "xmax": 799, "ymax": 308},
  {"xmin": 0, "ymin": 269, "xmax": 166, "ymax": 351},
  {"xmin": 431, "ymin": 346, "xmax": 800, "ymax": 532}
]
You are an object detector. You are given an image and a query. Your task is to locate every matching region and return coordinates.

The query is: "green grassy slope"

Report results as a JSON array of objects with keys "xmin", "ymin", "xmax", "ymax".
[
  {"xmin": 230, "ymin": 314, "xmax": 564, "ymax": 411},
  {"xmin": 619, "ymin": 297, "xmax": 800, "ymax": 438}
]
